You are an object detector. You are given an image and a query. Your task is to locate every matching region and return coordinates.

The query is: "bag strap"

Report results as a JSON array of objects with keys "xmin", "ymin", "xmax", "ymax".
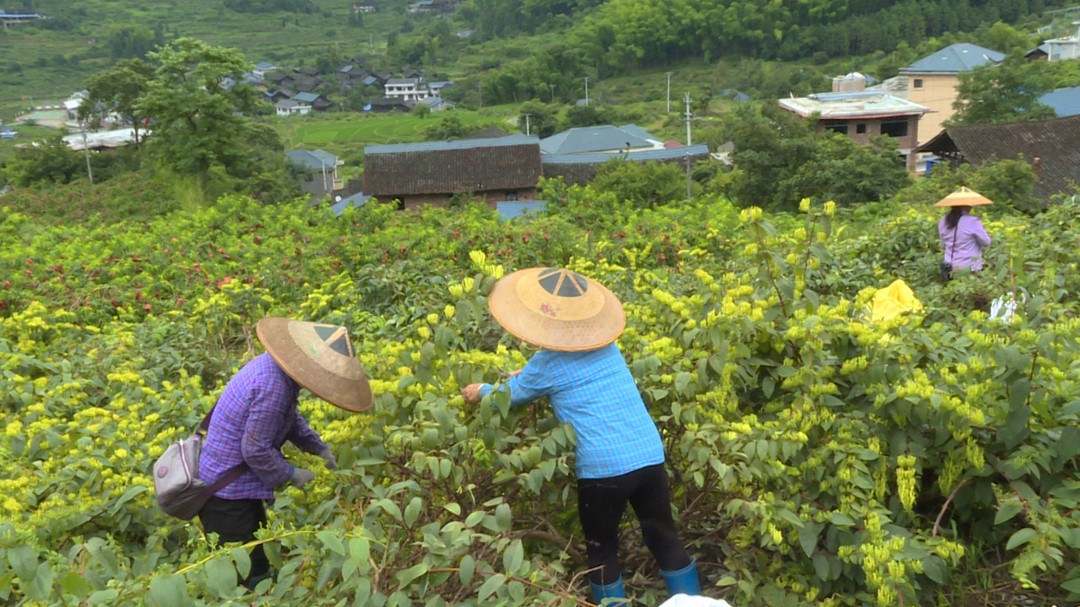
[
  {"xmin": 203, "ymin": 462, "xmax": 250, "ymax": 498},
  {"xmin": 948, "ymin": 217, "xmax": 960, "ymax": 265},
  {"xmin": 196, "ymin": 405, "xmax": 251, "ymax": 497},
  {"xmin": 198, "ymin": 406, "xmax": 216, "ymax": 433}
]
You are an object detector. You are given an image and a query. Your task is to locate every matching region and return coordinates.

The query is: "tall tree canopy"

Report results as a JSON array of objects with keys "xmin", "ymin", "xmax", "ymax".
[
  {"xmin": 138, "ymin": 38, "xmax": 264, "ymax": 176},
  {"xmin": 78, "ymin": 59, "xmax": 155, "ymax": 145},
  {"xmin": 951, "ymin": 52, "xmax": 1078, "ymax": 125}
]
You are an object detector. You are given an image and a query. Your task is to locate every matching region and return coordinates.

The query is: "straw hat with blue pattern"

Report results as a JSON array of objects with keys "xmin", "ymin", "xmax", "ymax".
[
  {"xmin": 256, "ymin": 317, "xmax": 373, "ymax": 412},
  {"xmin": 487, "ymin": 268, "xmax": 626, "ymax": 352}
]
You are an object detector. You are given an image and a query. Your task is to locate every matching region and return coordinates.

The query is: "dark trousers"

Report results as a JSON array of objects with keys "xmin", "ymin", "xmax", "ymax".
[
  {"xmin": 199, "ymin": 496, "xmax": 271, "ymax": 586},
  {"xmin": 577, "ymin": 463, "xmax": 692, "ymax": 585}
]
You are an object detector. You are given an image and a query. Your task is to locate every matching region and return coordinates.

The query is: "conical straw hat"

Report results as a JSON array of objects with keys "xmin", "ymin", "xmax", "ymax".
[
  {"xmin": 487, "ymin": 268, "xmax": 625, "ymax": 352},
  {"xmin": 256, "ymin": 317, "xmax": 373, "ymax": 412},
  {"xmin": 934, "ymin": 186, "xmax": 994, "ymax": 207}
]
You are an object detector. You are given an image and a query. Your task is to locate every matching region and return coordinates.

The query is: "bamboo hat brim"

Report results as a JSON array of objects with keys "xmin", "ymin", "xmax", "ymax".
[
  {"xmin": 256, "ymin": 317, "xmax": 373, "ymax": 412},
  {"xmin": 934, "ymin": 186, "xmax": 994, "ymax": 207},
  {"xmin": 487, "ymin": 268, "xmax": 625, "ymax": 352}
]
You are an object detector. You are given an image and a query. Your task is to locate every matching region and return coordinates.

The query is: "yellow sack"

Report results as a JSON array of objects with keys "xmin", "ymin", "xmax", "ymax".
[{"xmin": 868, "ymin": 279, "xmax": 923, "ymax": 323}]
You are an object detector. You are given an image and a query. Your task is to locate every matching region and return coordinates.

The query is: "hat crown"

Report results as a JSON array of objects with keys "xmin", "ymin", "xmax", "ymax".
[{"xmin": 537, "ymin": 269, "xmax": 589, "ymax": 297}]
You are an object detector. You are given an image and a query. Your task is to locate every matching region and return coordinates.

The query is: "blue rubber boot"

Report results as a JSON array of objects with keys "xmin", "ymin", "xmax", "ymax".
[
  {"xmin": 661, "ymin": 558, "xmax": 701, "ymax": 596},
  {"xmin": 590, "ymin": 576, "xmax": 628, "ymax": 605}
]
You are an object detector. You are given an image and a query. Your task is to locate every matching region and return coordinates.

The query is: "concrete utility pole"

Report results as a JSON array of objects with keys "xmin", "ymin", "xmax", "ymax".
[
  {"xmin": 584, "ymin": 77, "xmax": 589, "ymax": 106},
  {"xmin": 684, "ymin": 92, "xmax": 692, "ymax": 146},
  {"xmin": 478, "ymin": 81, "xmax": 482, "ymax": 108},
  {"xmin": 665, "ymin": 72, "xmax": 673, "ymax": 112},
  {"xmin": 685, "ymin": 152, "xmax": 692, "ymax": 203},
  {"xmin": 524, "ymin": 113, "xmax": 531, "ymax": 136},
  {"xmin": 320, "ymin": 157, "xmax": 328, "ymax": 192},
  {"xmin": 549, "ymin": 83, "xmax": 556, "ymax": 102}
]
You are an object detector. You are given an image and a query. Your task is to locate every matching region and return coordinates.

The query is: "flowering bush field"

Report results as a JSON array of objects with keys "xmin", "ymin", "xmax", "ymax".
[{"xmin": 2, "ymin": 186, "xmax": 1080, "ymax": 607}]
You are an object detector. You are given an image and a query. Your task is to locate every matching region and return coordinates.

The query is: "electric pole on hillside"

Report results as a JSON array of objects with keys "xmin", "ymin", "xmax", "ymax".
[
  {"xmin": 524, "ymin": 114, "xmax": 531, "ymax": 136},
  {"xmin": 665, "ymin": 72, "xmax": 673, "ymax": 112},
  {"xmin": 685, "ymin": 152, "xmax": 692, "ymax": 203},
  {"xmin": 549, "ymin": 83, "xmax": 556, "ymax": 102},
  {"xmin": 684, "ymin": 92, "xmax": 692, "ymax": 146},
  {"xmin": 584, "ymin": 77, "xmax": 589, "ymax": 106}
]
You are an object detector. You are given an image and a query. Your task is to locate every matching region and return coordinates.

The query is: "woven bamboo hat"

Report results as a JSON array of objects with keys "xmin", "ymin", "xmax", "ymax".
[
  {"xmin": 256, "ymin": 317, "xmax": 373, "ymax": 412},
  {"xmin": 934, "ymin": 186, "xmax": 994, "ymax": 208},
  {"xmin": 487, "ymin": 268, "xmax": 625, "ymax": 352}
]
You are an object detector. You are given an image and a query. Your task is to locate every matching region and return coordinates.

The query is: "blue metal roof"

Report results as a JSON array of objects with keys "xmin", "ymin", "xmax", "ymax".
[
  {"xmin": 541, "ymin": 144, "xmax": 710, "ymax": 165},
  {"xmin": 497, "ymin": 201, "xmax": 547, "ymax": 220},
  {"xmin": 294, "ymin": 92, "xmax": 320, "ymax": 103},
  {"xmin": 365, "ymin": 134, "xmax": 539, "ymax": 154},
  {"xmin": 331, "ymin": 192, "xmax": 372, "ymax": 216},
  {"xmin": 1040, "ymin": 86, "xmax": 1080, "ymax": 117},
  {"xmin": 618, "ymin": 124, "xmax": 662, "ymax": 144},
  {"xmin": 901, "ymin": 43, "xmax": 1004, "ymax": 74},
  {"xmin": 539, "ymin": 125, "xmax": 657, "ymax": 154}
]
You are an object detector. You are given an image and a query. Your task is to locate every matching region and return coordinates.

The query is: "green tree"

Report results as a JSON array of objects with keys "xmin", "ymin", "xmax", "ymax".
[
  {"xmin": 78, "ymin": 59, "xmax": 154, "ymax": 146},
  {"xmin": 951, "ymin": 52, "xmax": 1065, "ymax": 125},
  {"xmin": 977, "ymin": 21, "xmax": 1029, "ymax": 54},
  {"xmin": 137, "ymin": 38, "xmax": 264, "ymax": 176},
  {"xmin": 710, "ymin": 104, "xmax": 911, "ymax": 211},
  {"xmin": 103, "ymin": 23, "xmax": 162, "ymax": 60},
  {"xmin": 412, "ymin": 104, "xmax": 432, "ymax": 119},
  {"xmin": 0, "ymin": 133, "xmax": 108, "ymax": 187},
  {"xmin": 518, "ymin": 100, "xmax": 556, "ymax": 137},
  {"xmin": 591, "ymin": 158, "xmax": 688, "ymax": 208}
]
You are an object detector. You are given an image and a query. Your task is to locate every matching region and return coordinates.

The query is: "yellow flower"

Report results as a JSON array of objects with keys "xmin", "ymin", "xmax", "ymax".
[{"xmin": 115, "ymin": 448, "xmax": 128, "ymax": 459}]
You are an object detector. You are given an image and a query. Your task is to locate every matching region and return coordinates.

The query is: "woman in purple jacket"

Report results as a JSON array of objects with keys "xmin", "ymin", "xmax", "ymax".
[{"xmin": 936, "ymin": 187, "xmax": 992, "ymax": 278}]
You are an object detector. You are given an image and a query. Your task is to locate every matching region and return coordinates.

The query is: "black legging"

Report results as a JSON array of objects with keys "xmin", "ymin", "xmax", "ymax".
[
  {"xmin": 577, "ymin": 463, "xmax": 691, "ymax": 585},
  {"xmin": 199, "ymin": 496, "xmax": 271, "ymax": 586}
]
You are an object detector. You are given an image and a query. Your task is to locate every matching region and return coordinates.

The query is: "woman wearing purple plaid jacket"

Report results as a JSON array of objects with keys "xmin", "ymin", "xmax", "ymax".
[
  {"xmin": 462, "ymin": 268, "xmax": 701, "ymax": 605},
  {"xmin": 197, "ymin": 317, "xmax": 372, "ymax": 590}
]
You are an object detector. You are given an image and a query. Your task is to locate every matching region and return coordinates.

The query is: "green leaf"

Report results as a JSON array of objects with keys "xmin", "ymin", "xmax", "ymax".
[
  {"xmin": 503, "ymin": 539, "xmax": 524, "ymax": 574},
  {"xmin": 396, "ymin": 563, "xmax": 429, "ymax": 587},
  {"xmin": 26, "ymin": 561, "xmax": 55, "ymax": 602},
  {"xmin": 1002, "ymin": 405, "xmax": 1031, "ymax": 450},
  {"xmin": 459, "ymin": 555, "xmax": 475, "ymax": 585},
  {"xmin": 1008, "ymin": 379, "xmax": 1031, "ymax": 412},
  {"xmin": 404, "ymin": 497, "xmax": 422, "ymax": 527},
  {"xmin": 674, "ymin": 371, "xmax": 692, "ymax": 395},
  {"xmin": 1060, "ymin": 576, "xmax": 1080, "ymax": 594},
  {"xmin": 205, "ymin": 557, "xmax": 238, "ymax": 598},
  {"xmin": 7, "ymin": 545, "xmax": 37, "ymax": 583},
  {"xmin": 230, "ymin": 547, "xmax": 251, "ymax": 580},
  {"xmin": 798, "ymin": 521, "xmax": 821, "ymax": 557},
  {"xmin": 922, "ymin": 555, "xmax": 947, "ymax": 584},
  {"xmin": 495, "ymin": 503, "xmax": 512, "ymax": 532},
  {"xmin": 149, "ymin": 574, "xmax": 192, "ymax": 607},
  {"xmin": 318, "ymin": 530, "xmax": 346, "ymax": 556},
  {"xmin": 812, "ymin": 554, "xmax": 830, "ymax": 580},
  {"xmin": 349, "ymin": 537, "xmax": 371, "ymax": 566},
  {"xmin": 57, "ymin": 571, "xmax": 91, "ymax": 600},
  {"xmin": 443, "ymin": 502, "xmax": 461, "ymax": 516},
  {"xmin": 829, "ymin": 513, "xmax": 855, "ymax": 527},
  {"xmin": 994, "ymin": 501, "xmax": 1023, "ymax": 525},
  {"xmin": 1059, "ymin": 426, "xmax": 1080, "ymax": 461},
  {"xmin": 1006, "ymin": 528, "xmax": 1038, "ymax": 551},
  {"xmin": 465, "ymin": 511, "xmax": 485, "ymax": 527},
  {"xmin": 477, "ymin": 573, "xmax": 506, "ymax": 600},
  {"xmin": 716, "ymin": 576, "xmax": 737, "ymax": 586}
]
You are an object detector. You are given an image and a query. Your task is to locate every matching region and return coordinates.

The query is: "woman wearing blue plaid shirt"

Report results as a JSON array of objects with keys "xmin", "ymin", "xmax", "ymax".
[{"xmin": 462, "ymin": 268, "xmax": 701, "ymax": 605}]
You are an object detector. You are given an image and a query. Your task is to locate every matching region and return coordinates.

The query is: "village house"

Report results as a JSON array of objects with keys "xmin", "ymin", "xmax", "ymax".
[
  {"xmin": 539, "ymin": 125, "xmax": 665, "ymax": 154},
  {"xmin": 293, "ymin": 92, "xmax": 333, "ymax": 112},
  {"xmin": 917, "ymin": 115, "xmax": 1080, "ymax": 205},
  {"xmin": 363, "ymin": 136, "xmax": 543, "ymax": 209},
  {"xmin": 275, "ymin": 99, "xmax": 312, "ymax": 117},
  {"xmin": 252, "ymin": 62, "xmax": 279, "ymax": 81},
  {"xmin": 542, "ymin": 144, "xmax": 712, "ymax": 186},
  {"xmin": 285, "ymin": 149, "xmax": 343, "ymax": 202},
  {"xmin": 899, "ymin": 43, "xmax": 1003, "ymax": 143},
  {"xmin": 384, "ymin": 78, "xmax": 429, "ymax": 101},
  {"xmin": 779, "ymin": 91, "xmax": 929, "ymax": 172}
]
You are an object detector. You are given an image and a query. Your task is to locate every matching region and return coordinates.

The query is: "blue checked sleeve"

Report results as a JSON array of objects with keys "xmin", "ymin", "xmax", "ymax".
[
  {"xmin": 240, "ymin": 375, "xmax": 296, "ymax": 488},
  {"xmin": 287, "ymin": 407, "xmax": 328, "ymax": 454},
  {"xmin": 478, "ymin": 351, "xmax": 554, "ymax": 406}
]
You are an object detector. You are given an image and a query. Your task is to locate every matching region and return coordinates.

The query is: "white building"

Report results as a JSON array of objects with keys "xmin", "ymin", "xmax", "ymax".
[
  {"xmin": 276, "ymin": 99, "xmax": 312, "ymax": 117},
  {"xmin": 384, "ymin": 78, "xmax": 429, "ymax": 102}
]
